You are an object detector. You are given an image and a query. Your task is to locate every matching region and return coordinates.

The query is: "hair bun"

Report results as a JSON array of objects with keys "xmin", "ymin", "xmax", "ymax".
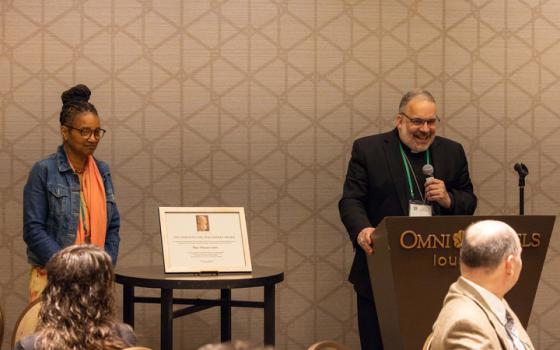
[{"xmin": 61, "ymin": 84, "xmax": 91, "ymax": 105}]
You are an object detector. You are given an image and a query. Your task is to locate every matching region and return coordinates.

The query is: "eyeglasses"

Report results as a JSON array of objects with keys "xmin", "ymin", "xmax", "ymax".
[
  {"xmin": 400, "ymin": 112, "xmax": 440, "ymax": 127},
  {"xmin": 64, "ymin": 125, "xmax": 106, "ymax": 139}
]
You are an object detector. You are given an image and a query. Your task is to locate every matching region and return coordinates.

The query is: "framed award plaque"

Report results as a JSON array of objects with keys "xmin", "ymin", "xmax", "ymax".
[{"xmin": 159, "ymin": 207, "xmax": 252, "ymax": 273}]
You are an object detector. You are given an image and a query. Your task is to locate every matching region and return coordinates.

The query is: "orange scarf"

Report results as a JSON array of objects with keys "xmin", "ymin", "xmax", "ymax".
[{"xmin": 73, "ymin": 156, "xmax": 107, "ymax": 248}]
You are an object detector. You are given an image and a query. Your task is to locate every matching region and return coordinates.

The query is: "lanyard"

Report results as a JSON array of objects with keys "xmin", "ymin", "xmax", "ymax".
[{"xmin": 398, "ymin": 143, "xmax": 431, "ymax": 200}]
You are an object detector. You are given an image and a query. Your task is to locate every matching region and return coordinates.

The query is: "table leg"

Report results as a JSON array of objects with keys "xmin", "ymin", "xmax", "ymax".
[
  {"xmin": 161, "ymin": 288, "xmax": 173, "ymax": 350},
  {"xmin": 264, "ymin": 284, "xmax": 276, "ymax": 345},
  {"xmin": 221, "ymin": 289, "xmax": 232, "ymax": 342},
  {"xmin": 123, "ymin": 284, "xmax": 135, "ymax": 327}
]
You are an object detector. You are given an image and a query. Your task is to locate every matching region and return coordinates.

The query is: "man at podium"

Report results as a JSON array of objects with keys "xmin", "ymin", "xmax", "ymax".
[{"xmin": 338, "ymin": 89, "xmax": 477, "ymax": 349}]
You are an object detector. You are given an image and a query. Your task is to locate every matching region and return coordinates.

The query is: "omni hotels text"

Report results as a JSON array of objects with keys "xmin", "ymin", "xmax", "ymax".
[{"xmin": 399, "ymin": 230, "xmax": 541, "ymax": 267}]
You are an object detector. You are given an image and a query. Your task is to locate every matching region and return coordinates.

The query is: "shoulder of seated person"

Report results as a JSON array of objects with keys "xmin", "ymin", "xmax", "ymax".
[
  {"xmin": 115, "ymin": 322, "xmax": 137, "ymax": 345},
  {"xmin": 14, "ymin": 334, "xmax": 37, "ymax": 350},
  {"xmin": 115, "ymin": 322, "xmax": 133, "ymax": 333}
]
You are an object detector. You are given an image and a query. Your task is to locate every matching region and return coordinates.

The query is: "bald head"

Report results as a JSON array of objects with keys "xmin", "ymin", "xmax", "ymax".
[{"xmin": 460, "ymin": 220, "xmax": 520, "ymax": 271}]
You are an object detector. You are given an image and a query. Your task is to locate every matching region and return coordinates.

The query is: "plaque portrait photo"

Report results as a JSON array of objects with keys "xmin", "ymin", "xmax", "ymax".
[{"xmin": 196, "ymin": 215, "xmax": 210, "ymax": 232}]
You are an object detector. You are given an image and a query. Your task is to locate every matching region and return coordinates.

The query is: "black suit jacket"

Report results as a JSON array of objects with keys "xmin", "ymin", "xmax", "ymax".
[{"xmin": 339, "ymin": 128, "xmax": 477, "ymax": 297}]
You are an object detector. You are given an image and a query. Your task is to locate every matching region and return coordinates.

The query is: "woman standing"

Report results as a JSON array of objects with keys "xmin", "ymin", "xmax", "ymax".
[{"xmin": 23, "ymin": 84, "xmax": 120, "ymax": 301}]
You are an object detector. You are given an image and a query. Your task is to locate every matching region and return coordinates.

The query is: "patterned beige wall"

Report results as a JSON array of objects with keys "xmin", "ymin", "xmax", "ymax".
[{"xmin": 1, "ymin": 0, "xmax": 560, "ymax": 349}]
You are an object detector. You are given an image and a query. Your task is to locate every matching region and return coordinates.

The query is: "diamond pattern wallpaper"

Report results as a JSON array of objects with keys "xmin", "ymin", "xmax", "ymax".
[{"xmin": 1, "ymin": 0, "xmax": 560, "ymax": 349}]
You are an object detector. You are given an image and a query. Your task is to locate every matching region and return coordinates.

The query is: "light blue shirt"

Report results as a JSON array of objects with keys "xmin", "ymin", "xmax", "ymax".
[{"xmin": 463, "ymin": 277, "xmax": 525, "ymax": 350}]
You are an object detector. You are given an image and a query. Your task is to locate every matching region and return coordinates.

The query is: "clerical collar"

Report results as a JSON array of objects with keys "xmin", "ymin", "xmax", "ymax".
[{"xmin": 399, "ymin": 139, "xmax": 426, "ymax": 157}]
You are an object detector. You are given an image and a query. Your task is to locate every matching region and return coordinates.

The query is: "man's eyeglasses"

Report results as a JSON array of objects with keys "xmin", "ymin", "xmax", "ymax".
[
  {"xmin": 64, "ymin": 125, "xmax": 106, "ymax": 139},
  {"xmin": 400, "ymin": 112, "xmax": 440, "ymax": 127}
]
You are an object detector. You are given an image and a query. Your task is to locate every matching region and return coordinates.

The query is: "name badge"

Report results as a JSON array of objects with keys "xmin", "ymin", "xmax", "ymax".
[{"xmin": 409, "ymin": 201, "xmax": 432, "ymax": 217}]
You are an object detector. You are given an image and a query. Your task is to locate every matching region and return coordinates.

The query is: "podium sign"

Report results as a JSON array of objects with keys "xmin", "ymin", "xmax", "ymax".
[{"xmin": 367, "ymin": 215, "xmax": 555, "ymax": 350}]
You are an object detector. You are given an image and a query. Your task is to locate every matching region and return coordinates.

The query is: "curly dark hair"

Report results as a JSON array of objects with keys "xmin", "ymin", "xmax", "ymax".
[
  {"xmin": 34, "ymin": 245, "xmax": 130, "ymax": 350},
  {"xmin": 59, "ymin": 84, "xmax": 98, "ymax": 126}
]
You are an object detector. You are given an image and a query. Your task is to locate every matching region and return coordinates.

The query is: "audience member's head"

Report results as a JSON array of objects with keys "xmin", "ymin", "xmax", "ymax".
[
  {"xmin": 197, "ymin": 340, "xmax": 273, "ymax": 350},
  {"xmin": 460, "ymin": 220, "xmax": 522, "ymax": 298},
  {"xmin": 35, "ymin": 244, "xmax": 131, "ymax": 350}
]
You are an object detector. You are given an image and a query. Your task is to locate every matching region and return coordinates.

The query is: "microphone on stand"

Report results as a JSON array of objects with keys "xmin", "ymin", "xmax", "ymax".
[
  {"xmin": 514, "ymin": 163, "xmax": 528, "ymax": 181},
  {"xmin": 514, "ymin": 163, "xmax": 528, "ymax": 215}
]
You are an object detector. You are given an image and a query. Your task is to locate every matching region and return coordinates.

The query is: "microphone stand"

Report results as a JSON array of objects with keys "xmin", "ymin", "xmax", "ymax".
[{"xmin": 514, "ymin": 163, "xmax": 528, "ymax": 215}]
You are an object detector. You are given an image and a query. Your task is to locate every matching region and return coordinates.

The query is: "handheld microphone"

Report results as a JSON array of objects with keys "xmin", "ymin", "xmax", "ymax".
[
  {"xmin": 422, "ymin": 164, "xmax": 435, "ymax": 209},
  {"xmin": 422, "ymin": 164, "xmax": 434, "ymax": 183}
]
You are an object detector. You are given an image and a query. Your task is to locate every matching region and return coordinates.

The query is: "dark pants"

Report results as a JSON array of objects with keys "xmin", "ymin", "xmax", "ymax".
[{"xmin": 357, "ymin": 293, "xmax": 384, "ymax": 350}]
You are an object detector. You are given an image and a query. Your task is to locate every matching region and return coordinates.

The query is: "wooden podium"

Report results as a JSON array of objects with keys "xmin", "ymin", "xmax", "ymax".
[{"xmin": 367, "ymin": 215, "xmax": 555, "ymax": 350}]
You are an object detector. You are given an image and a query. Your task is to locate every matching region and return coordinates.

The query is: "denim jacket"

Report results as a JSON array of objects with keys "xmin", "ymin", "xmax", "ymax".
[{"xmin": 23, "ymin": 145, "xmax": 120, "ymax": 267}]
